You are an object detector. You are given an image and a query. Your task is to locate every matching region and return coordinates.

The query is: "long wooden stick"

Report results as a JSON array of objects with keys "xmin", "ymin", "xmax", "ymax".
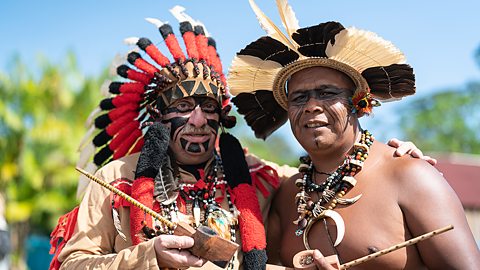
[
  {"xmin": 279, "ymin": 224, "xmax": 454, "ymax": 270},
  {"xmin": 342, "ymin": 224, "xmax": 453, "ymax": 269},
  {"xmin": 75, "ymin": 167, "xmax": 176, "ymax": 229}
]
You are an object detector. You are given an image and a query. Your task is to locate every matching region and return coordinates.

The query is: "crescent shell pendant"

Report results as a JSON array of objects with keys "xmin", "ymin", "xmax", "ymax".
[{"xmin": 303, "ymin": 209, "xmax": 346, "ymax": 249}]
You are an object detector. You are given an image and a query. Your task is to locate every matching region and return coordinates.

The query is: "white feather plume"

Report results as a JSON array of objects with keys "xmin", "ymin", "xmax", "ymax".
[
  {"xmin": 276, "ymin": 0, "xmax": 300, "ymax": 40},
  {"xmin": 109, "ymin": 53, "xmax": 127, "ymax": 76},
  {"xmin": 77, "ymin": 142, "xmax": 95, "ymax": 168},
  {"xmin": 78, "ymin": 125, "xmax": 96, "ymax": 151},
  {"xmin": 85, "ymin": 106, "xmax": 102, "ymax": 128},
  {"xmin": 100, "ymin": 80, "xmax": 112, "ymax": 97},
  {"xmin": 169, "ymin": 5, "xmax": 194, "ymax": 23},
  {"xmin": 145, "ymin": 17, "xmax": 166, "ymax": 28},
  {"xmin": 228, "ymin": 55, "xmax": 282, "ymax": 95},
  {"xmin": 326, "ymin": 28, "xmax": 406, "ymax": 73},
  {"xmin": 123, "ymin": 37, "xmax": 139, "ymax": 46},
  {"xmin": 248, "ymin": 0, "xmax": 299, "ymax": 52}
]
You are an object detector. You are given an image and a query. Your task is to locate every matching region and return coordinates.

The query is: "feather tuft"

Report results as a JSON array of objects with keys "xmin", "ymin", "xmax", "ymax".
[
  {"xmin": 124, "ymin": 37, "xmax": 140, "ymax": 46},
  {"xmin": 276, "ymin": 0, "xmax": 300, "ymax": 39},
  {"xmin": 145, "ymin": 17, "xmax": 166, "ymax": 28},
  {"xmin": 326, "ymin": 27, "xmax": 406, "ymax": 73},
  {"xmin": 228, "ymin": 55, "xmax": 282, "ymax": 96},
  {"xmin": 232, "ymin": 91, "xmax": 288, "ymax": 139},
  {"xmin": 248, "ymin": 0, "xmax": 298, "ymax": 52}
]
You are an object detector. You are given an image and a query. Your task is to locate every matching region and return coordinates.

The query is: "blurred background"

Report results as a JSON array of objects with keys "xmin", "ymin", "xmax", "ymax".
[{"xmin": 1, "ymin": 0, "xmax": 479, "ymax": 269}]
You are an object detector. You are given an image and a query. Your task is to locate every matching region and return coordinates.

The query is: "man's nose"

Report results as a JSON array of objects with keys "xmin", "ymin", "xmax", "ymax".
[
  {"xmin": 187, "ymin": 105, "xmax": 207, "ymax": 127},
  {"xmin": 304, "ymin": 97, "xmax": 324, "ymax": 114}
]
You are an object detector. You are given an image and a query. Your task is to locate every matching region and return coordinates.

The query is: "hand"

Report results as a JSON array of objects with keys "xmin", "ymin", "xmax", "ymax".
[
  {"xmin": 312, "ymin": 250, "xmax": 340, "ymax": 270},
  {"xmin": 154, "ymin": 234, "xmax": 206, "ymax": 269},
  {"xmin": 387, "ymin": 138, "xmax": 437, "ymax": 166}
]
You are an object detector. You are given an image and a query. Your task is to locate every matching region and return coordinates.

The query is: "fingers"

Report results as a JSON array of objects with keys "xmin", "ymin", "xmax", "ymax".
[
  {"xmin": 154, "ymin": 235, "xmax": 206, "ymax": 268},
  {"xmin": 422, "ymin": 155, "xmax": 438, "ymax": 166},
  {"xmin": 312, "ymin": 250, "xmax": 339, "ymax": 270},
  {"xmin": 387, "ymin": 138, "xmax": 401, "ymax": 148},
  {"xmin": 157, "ymin": 235, "xmax": 195, "ymax": 249}
]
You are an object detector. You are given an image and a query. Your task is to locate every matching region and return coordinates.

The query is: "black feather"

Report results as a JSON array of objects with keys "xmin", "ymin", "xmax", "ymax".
[
  {"xmin": 232, "ymin": 91, "xmax": 288, "ymax": 140},
  {"xmin": 238, "ymin": 36, "xmax": 299, "ymax": 66},
  {"xmin": 362, "ymin": 64, "xmax": 416, "ymax": 100},
  {"xmin": 219, "ymin": 133, "xmax": 251, "ymax": 189},
  {"xmin": 292, "ymin": 22, "xmax": 345, "ymax": 57},
  {"xmin": 135, "ymin": 122, "xmax": 170, "ymax": 179}
]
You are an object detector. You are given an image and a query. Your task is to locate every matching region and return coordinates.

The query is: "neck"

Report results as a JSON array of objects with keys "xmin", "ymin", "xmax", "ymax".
[{"xmin": 310, "ymin": 128, "xmax": 362, "ymax": 174}]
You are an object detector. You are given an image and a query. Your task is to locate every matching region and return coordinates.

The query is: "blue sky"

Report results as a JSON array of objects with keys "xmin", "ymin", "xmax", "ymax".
[{"xmin": 2, "ymin": 0, "xmax": 480, "ymax": 153}]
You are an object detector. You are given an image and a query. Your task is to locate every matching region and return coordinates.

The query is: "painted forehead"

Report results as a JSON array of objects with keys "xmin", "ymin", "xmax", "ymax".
[{"xmin": 287, "ymin": 66, "xmax": 356, "ymax": 93}]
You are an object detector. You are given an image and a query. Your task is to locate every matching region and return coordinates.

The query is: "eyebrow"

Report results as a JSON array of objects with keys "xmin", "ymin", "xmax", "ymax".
[{"xmin": 288, "ymin": 85, "xmax": 348, "ymax": 96}]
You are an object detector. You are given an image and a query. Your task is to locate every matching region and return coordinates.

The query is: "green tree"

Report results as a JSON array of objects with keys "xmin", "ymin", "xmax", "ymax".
[
  {"xmin": 0, "ymin": 52, "xmax": 104, "ymax": 267},
  {"xmin": 399, "ymin": 83, "xmax": 480, "ymax": 154}
]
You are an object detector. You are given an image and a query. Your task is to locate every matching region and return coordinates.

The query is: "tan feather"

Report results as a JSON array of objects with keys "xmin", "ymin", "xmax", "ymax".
[
  {"xmin": 228, "ymin": 55, "xmax": 282, "ymax": 95},
  {"xmin": 276, "ymin": 0, "xmax": 300, "ymax": 40},
  {"xmin": 77, "ymin": 141, "xmax": 95, "ymax": 168},
  {"xmin": 78, "ymin": 125, "xmax": 96, "ymax": 151},
  {"xmin": 76, "ymin": 162, "xmax": 97, "ymax": 199},
  {"xmin": 326, "ymin": 27, "xmax": 406, "ymax": 73},
  {"xmin": 248, "ymin": 0, "xmax": 298, "ymax": 52}
]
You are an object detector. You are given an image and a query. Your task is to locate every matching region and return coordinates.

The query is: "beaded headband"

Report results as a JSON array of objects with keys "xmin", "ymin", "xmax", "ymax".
[{"xmin": 228, "ymin": 0, "xmax": 416, "ymax": 139}]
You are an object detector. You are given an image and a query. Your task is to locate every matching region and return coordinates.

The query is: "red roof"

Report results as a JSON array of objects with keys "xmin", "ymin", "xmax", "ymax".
[{"xmin": 433, "ymin": 153, "xmax": 480, "ymax": 208}]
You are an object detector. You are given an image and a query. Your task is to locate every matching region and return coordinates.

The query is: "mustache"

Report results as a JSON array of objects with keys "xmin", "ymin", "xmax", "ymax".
[{"xmin": 180, "ymin": 125, "xmax": 214, "ymax": 134}]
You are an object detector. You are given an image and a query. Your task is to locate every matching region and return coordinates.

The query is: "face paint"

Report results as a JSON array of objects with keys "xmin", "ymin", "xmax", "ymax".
[{"xmin": 160, "ymin": 96, "xmax": 221, "ymax": 164}]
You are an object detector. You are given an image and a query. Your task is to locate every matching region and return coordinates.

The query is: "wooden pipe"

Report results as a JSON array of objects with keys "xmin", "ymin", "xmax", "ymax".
[{"xmin": 76, "ymin": 167, "xmax": 239, "ymax": 265}]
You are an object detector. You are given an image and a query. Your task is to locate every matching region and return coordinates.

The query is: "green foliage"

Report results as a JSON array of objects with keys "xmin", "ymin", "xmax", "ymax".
[
  {"xmin": 399, "ymin": 83, "xmax": 480, "ymax": 154},
  {"xmin": 0, "ymin": 52, "xmax": 104, "ymax": 235}
]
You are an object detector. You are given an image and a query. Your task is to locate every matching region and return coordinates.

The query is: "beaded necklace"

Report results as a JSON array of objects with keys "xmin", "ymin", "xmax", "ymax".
[
  {"xmin": 294, "ymin": 130, "xmax": 374, "ymax": 248},
  {"xmin": 152, "ymin": 153, "xmax": 239, "ymax": 269}
]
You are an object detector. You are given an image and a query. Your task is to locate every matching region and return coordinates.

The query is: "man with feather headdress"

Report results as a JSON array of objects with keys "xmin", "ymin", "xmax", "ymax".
[
  {"xmin": 49, "ymin": 5, "xmax": 433, "ymax": 270},
  {"xmin": 229, "ymin": 0, "xmax": 480, "ymax": 269}
]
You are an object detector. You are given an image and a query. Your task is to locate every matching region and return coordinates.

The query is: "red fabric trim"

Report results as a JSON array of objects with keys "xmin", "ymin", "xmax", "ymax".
[
  {"xmin": 126, "ymin": 68, "xmax": 153, "ymax": 85},
  {"xmin": 250, "ymin": 165, "xmax": 280, "ymax": 198},
  {"xmin": 106, "ymin": 111, "xmax": 137, "ymax": 136},
  {"xmin": 113, "ymin": 128, "xmax": 142, "ymax": 159},
  {"xmin": 232, "ymin": 183, "xmax": 266, "ymax": 251},
  {"xmin": 109, "ymin": 103, "xmax": 138, "ymax": 120},
  {"xmin": 109, "ymin": 121, "xmax": 139, "ymax": 150},
  {"xmin": 133, "ymin": 57, "xmax": 160, "ymax": 75},
  {"xmin": 182, "ymin": 31, "xmax": 199, "ymax": 59},
  {"xmin": 118, "ymin": 82, "xmax": 146, "ymax": 94},
  {"xmin": 195, "ymin": 34, "xmax": 209, "ymax": 61},
  {"xmin": 112, "ymin": 93, "xmax": 143, "ymax": 108},
  {"xmin": 145, "ymin": 43, "xmax": 170, "ymax": 67},
  {"xmin": 48, "ymin": 206, "xmax": 79, "ymax": 270},
  {"xmin": 129, "ymin": 137, "xmax": 144, "ymax": 155},
  {"xmin": 165, "ymin": 34, "xmax": 186, "ymax": 62},
  {"xmin": 110, "ymin": 179, "xmax": 133, "ymax": 208},
  {"xmin": 130, "ymin": 177, "xmax": 155, "ymax": 245}
]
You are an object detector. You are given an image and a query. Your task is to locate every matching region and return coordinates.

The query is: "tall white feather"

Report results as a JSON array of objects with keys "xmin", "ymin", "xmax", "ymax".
[
  {"xmin": 248, "ymin": 0, "xmax": 299, "ymax": 53},
  {"xmin": 169, "ymin": 5, "xmax": 210, "ymax": 37},
  {"xmin": 145, "ymin": 17, "xmax": 166, "ymax": 28},
  {"xmin": 228, "ymin": 55, "xmax": 282, "ymax": 95},
  {"xmin": 76, "ymin": 162, "xmax": 97, "ymax": 199},
  {"xmin": 276, "ymin": 0, "xmax": 300, "ymax": 42},
  {"xmin": 326, "ymin": 28, "xmax": 406, "ymax": 73}
]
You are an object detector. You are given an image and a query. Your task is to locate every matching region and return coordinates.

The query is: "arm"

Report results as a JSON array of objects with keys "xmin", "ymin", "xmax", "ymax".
[
  {"xmin": 266, "ymin": 195, "xmax": 282, "ymax": 265},
  {"xmin": 398, "ymin": 160, "xmax": 480, "ymax": 269},
  {"xmin": 59, "ymin": 172, "xmax": 160, "ymax": 269}
]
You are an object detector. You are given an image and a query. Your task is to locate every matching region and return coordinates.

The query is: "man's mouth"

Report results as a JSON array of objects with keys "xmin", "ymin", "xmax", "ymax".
[
  {"xmin": 304, "ymin": 121, "xmax": 328, "ymax": 128},
  {"xmin": 182, "ymin": 133, "xmax": 210, "ymax": 143}
]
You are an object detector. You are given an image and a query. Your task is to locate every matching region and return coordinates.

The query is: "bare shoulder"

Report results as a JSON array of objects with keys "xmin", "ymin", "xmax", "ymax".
[{"xmin": 271, "ymin": 172, "xmax": 302, "ymax": 211}]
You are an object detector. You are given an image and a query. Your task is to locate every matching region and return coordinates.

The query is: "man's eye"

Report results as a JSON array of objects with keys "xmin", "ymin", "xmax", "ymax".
[
  {"xmin": 201, "ymin": 103, "xmax": 219, "ymax": 113},
  {"xmin": 176, "ymin": 103, "xmax": 193, "ymax": 112},
  {"xmin": 291, "ymin": 95, "xmax": 307, "ymax": 103}
]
